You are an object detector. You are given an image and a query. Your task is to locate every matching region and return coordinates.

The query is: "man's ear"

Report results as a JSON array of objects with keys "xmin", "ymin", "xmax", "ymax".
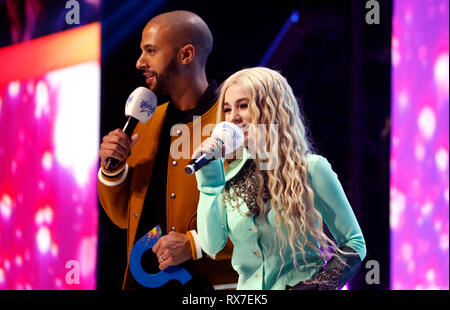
[{"xmin": 179, "ymin": 44, "xmax": 195, "ymax": 65}]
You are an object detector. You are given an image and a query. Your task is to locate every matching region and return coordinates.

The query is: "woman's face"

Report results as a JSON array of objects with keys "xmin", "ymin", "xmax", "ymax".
[{"xmin": 222, "ymin": 84, "xmax": 252, "ymax": 145}]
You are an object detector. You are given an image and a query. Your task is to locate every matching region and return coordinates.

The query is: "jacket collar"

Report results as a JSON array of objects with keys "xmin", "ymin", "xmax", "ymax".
[{"xmin": 165, "ymin": 80, "xmax": 218, "ymax": 125}]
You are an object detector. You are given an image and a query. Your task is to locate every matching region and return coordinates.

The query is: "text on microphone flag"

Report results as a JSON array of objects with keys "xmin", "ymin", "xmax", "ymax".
[{"xmin": 140, "ymin": 99, "xmax": 155, "ymax": 118}]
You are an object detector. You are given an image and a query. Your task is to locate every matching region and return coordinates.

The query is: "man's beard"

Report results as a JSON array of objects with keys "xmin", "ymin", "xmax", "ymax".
[{"xmin": 152, "ymin": 57, "xmax": 179, "ymax": 97}]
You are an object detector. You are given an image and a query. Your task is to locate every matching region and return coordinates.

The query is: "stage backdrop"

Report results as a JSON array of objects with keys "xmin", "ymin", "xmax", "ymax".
[
  {"xmin": 0, "ymin": 23, "xmax": 100, "ymax": 290},
  {"xmin": 390, "ymin": 0, "xmax": 449, "ymax": 289}
]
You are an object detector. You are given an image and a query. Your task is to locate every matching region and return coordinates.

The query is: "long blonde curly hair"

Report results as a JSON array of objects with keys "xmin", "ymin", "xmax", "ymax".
[{"xmin": 217, "ymin": 67, "xmax": 350, "ymax": 274}]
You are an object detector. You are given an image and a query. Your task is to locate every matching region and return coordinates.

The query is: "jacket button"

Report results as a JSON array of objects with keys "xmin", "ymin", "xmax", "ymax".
[
  {"xmin": 172, "ymin": 160, "xmax": 177, "ymax": 166},
  {"xmin": 176, "ymin": 129, "xmax": 182, "ymax": 136},
  {"xmin": 255, "ymin": 249, "xmax": 261, "ymax": 257},
  {"xmin": 170, "ymin": 193, "xmax": 176, "ymax": 199},
  {"xmin": 252, "ymin": 226, "xmax": 257, "ymax": 233},
  {"xmin": 133, "ymin": 213, "xmax": 138, "ymax": 219},
  {"xmin": 141, "ymin": 182, "xmax": 146, "ymax": 189}
]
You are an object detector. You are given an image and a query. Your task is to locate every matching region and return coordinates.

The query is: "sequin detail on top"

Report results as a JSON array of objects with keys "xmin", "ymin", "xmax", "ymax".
[
  {"xmin": 296, "ymin": 263, "xmax": 345, "ymax": 290},
  {"xmin": 222, "ymin": 160, "xmax": 271, "ymax": 217}
]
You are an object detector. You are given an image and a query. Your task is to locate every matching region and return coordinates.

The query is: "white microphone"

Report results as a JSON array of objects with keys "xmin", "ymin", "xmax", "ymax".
[
  {"xmin": 185, "ymin": 122, "xmax": 245, "ymax": 175},
  {"xmin": 105, "ymin": 87, "xmax": 157, "ymax": 171}
]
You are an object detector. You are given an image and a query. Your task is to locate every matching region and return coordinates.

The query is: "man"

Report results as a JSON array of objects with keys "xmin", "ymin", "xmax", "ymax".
[{"xmin": 98, "ymin": 10, "xmax": 237, "ymax": 289}]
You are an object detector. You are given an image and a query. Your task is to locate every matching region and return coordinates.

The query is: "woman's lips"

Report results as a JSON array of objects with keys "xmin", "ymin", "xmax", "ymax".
[{"xmin": 239, "ymin": 124, "xmax": 249, "ymax": 134}]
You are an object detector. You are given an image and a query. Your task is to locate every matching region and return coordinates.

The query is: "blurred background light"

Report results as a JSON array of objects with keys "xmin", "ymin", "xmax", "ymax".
[{"xmin": 390, "ymin": 0, "xmax": 449, "ymax": 290}]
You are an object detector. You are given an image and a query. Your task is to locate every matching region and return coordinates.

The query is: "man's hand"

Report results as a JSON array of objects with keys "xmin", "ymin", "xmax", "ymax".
[
  {"xmin": 99, "ymin": 129, "xmax": 140, "ymax": 170},
  {"xmin": 152, "ymin": 231, "xmax": 192, "ymax": 270}
]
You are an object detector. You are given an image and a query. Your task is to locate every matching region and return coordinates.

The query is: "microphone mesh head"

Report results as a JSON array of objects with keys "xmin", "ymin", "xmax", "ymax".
[
  {"xmin": 125, "ymin": 87, "xmax": 157, "ymax": 123},
  {"xmin": 211, "ymin": 122, "xmax": 244, "ymax": 154}
]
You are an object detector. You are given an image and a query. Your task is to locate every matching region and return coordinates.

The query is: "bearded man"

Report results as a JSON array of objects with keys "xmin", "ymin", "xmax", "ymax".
[{"xmin": 98, "ymin": 10, "xmax": 237, "ymax": 290}]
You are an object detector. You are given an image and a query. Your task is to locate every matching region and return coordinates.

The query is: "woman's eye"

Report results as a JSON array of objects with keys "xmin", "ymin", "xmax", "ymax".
[
  {"xmin": 223, "ymin": 108, "xmax": 231, "ymax": 113},
  {"xmin": 240, "ymin": 104, "xmax": 248, "ymax": 109}
]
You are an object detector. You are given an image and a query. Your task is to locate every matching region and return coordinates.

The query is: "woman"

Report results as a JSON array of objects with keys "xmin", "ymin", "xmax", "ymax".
[{"xmin": 193, "ymin": 67, "xmax": 366, "ymax": 290}]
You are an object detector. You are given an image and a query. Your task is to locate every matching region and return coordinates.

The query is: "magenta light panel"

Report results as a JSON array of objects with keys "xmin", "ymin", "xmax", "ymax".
[{"xmin": 390, "ymin": 0, "xmax": 449, "ymax": 290}]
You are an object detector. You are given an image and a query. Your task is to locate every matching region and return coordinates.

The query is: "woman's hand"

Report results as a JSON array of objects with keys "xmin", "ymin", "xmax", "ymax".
[{"xmin": 192, "ymin": 137, "xmax": 225, "ymax": 161}]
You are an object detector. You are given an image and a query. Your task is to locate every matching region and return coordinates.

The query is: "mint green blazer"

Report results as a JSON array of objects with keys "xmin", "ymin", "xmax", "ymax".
[{"xmin": 195, "ymin": 147, "xmax": 366, "ymax": 290}]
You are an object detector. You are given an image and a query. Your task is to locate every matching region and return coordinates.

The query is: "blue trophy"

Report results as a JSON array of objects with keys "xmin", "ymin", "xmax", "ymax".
[{"xmin": 129, "ymin": 225, "xmax": 192, "ymax": 288}]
